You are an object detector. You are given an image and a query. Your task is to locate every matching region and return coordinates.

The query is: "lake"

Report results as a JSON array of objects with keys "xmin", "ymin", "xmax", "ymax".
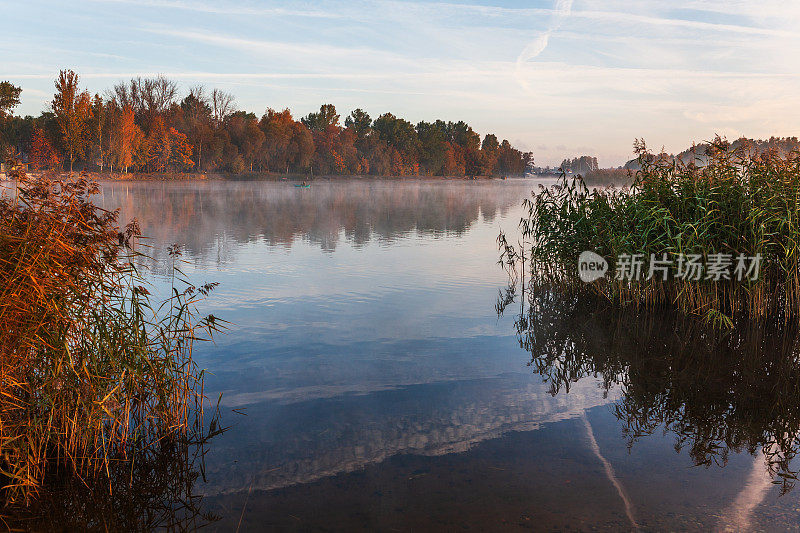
[{"xmin": 98, "ymin": 178, "xmax": 800, "ymax": 531}]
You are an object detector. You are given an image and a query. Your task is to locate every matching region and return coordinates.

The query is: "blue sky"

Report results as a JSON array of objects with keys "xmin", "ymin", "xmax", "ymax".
[{"xmin": 2, "ymin": 0, "xmax": 799, "ymax": 166}]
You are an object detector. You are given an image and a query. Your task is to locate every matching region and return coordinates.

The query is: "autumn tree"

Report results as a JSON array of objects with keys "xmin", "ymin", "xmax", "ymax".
[
  {"xmin": 166, "ymin": 128, "xmax": 195, "ymax": 171},
  {"xmin": 373, "ymin": 113, "xmax": 420, "ymax": 174},
  {"xmin": 260, "ymin": 108, "xmax": 297, "ymax": 173},
  {"xmin": 179, "ymin": 87, "xmax": 213, "ymax": 170},
  {"xmin": 443, "ymin": 143, "xmax": 466, "ymax": 176},
  {"xmin": 446, "ymin": 121, "xmax": 480, "ymax": 152},
  {"xmin": 228, "ymin": 111, "xmax": 265, "ymax": 171},
  {"xmin": 28, "ymin": 128, "xmax": 61, "ymax": 171},
  {"xmin": 416, "ymin": 121, "xmax": 448, "ymax": 175},
  {"xmin": 129, "ymin": 115, "xmax": 195, "ymax": 173},
  {"xmin": 498, "ymin": 140, "xmax": 530, "ymax": 175},
  {"xmin": 344, "ymin": 109, "xmax": 373, "ymax": 173},
  {"xmin": 6, "ymin": 70, "xmax": 534, "ymax": 178},
  {"xmin": 211, "ymin": 89, "xmax": 235, "ymax": 126},
  {"xmin": 289, "ymin": 121, "xmax": 314, "ymax": 171},
  {"xmin": 310, "ymin": 124, "xmax": 342, "ymax": 174},
  {"xmin": 0, "ymin": 81, "xmax": 21, "ymax": 120},
  {"xmin": 138, "ymin": 76, "xmax": 178, "ymax": 130},
  {"xmin": 88, "ymin": 95, "xmax": 107, "ymax": 170},
  {"xmin": 112, "ymin": 75, "xmax": 178, "ymax": 133},
  {"xmin": 336, "ymin": 127, "xmax": 360, "ymax": 173},
  {"xmin": 51, "ymin": 70, "xmax": 93, "ymax": 172},
  {"xmin": 111, "ymin": 104, "xmax": 141, "ymax": 173},
  {"xmin": 481, "ymin": 133, "xmax": 500, "ymax": 175}
]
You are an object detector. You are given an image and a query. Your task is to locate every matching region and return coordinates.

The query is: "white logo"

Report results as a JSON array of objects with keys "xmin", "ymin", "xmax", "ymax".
[{"xmin": 578, "ymin": 251, "xmax": 608, "ymax": 283}]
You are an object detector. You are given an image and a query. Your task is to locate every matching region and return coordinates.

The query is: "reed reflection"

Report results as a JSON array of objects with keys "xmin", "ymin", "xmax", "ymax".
[
  {"xmin": 5, "ymin": 429, "xmax": 220, "ymax": 531},
  {"xmin": 501, "ymin": 281, "xmax": 800, "ymax": 493}
]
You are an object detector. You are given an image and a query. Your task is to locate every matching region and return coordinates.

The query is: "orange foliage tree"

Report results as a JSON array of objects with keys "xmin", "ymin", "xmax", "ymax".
[
  {"xmin": 111, "ymin": 104, "xmax": 140, "ymax": 173},
  {"xmin": 135, "ymin": 117, "xmax": 195, "ymax": 173},
  {"xmin": 28, "ymin": 128, "xmax": 61, "ymax": 171},
  {"xmin": 51, "ymin": 70, "xmax": 93, "ymax": 173}
]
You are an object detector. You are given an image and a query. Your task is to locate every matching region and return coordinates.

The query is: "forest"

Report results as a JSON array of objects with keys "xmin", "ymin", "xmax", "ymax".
[{"xmin": 0, "ymin": 70, "xmax": 532, "ymax": 177}]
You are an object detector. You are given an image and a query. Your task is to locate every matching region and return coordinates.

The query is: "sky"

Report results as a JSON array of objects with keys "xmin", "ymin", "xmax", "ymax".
[{"xmin": 2, "ymin": 0, "xmax": 800, "ymax": 166}]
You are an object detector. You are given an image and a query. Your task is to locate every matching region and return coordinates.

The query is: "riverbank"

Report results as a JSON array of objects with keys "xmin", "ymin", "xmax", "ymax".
[{"xmin": 0, "ymin": 170, "xmax": 528, "ymax": 182}]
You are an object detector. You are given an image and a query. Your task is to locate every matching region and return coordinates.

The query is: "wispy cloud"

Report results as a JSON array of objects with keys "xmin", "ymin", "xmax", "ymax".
[
  {"xmin": 141, "ymin": 27, "xmax": 409, "ymax": 64},
  {"xmin": 83, "ymin": 0, "xmax": 344, "ymax": 18},
  {"xmin": 575, "ymin": 10, "xmax": 793, "ymax": 38}
]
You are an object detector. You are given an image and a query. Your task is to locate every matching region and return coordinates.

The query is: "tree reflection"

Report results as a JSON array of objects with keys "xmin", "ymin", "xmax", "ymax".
[
  {"xmin": 501, "ymin": 281, "xmax": 800, "ymax": 493},
  {"xmin": 97, "ymin": 180, "xmax": 528, "ymax": 268}
]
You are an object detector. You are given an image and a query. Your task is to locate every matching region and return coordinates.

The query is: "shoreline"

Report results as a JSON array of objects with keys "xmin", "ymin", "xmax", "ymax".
[{"xmin": 0, "ymin": 171, "xmax": 533, "ymax": 182}]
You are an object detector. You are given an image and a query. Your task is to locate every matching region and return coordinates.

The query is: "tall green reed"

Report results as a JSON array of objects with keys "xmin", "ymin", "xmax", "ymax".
[{"xmin": 502, "ymin": 137, "xmax": 800, "ymax": 323}]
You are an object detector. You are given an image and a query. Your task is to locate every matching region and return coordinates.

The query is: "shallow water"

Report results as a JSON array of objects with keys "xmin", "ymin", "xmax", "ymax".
[{"xmin": 98, "ymin": 178, "xmax": 800, "ymax": 531}]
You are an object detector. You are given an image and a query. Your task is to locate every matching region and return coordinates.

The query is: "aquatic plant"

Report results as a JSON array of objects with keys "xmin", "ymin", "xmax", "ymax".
[
  {"xmin": 502, "ymin": 137, "xmax": 800, "ymax": 322},
  {"xmin": 0, "ymin": 163, "xmax": 223, "ymax": 509}
]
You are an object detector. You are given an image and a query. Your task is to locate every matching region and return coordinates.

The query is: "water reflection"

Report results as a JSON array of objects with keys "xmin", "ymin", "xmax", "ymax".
[
  {"xmin": 85, "ymin": 179, "xmax": 800, "ymax": 530},
  {"xmin": 96, "ymin": 179, "xmax": 530, "ymax": 270},
  {"xmin": 7, "ymin": 433, "xmax": 218, "ymax": 531},
  {"xmin": 508, "ymin": 281, "xmax": 800, "ymax": 493},
  {"xmin": 203, "ymin": 374, "xmax": 612, "ymax": 496}
]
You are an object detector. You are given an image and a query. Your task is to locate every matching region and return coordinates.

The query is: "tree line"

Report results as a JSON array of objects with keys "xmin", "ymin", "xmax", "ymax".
[
  {"xmin": 559, "ymin": 156, "xmax": 598, "ymax": 175},
  {"xmin": 0, "ymin": 70, "xmax": 532, "ymax": 177}
]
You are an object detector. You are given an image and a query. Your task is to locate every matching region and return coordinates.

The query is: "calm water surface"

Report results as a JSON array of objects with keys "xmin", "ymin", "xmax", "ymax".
[{"xmin": 99, "ymin": 178, "xmax": 800, "ymax": 531}]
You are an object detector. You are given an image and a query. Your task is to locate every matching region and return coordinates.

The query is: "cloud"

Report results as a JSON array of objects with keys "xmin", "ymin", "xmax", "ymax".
[
  {"xmin": 84, "ymin": 0, "xmax": 344, "ymax": 18},
  {"xmin": 512, "ymin": 0, "xmax": 800, "ymax": 97},
  {"xmin": 571, "ymin": 9, "xmax": 794, "ymax": 38},
  {"xmin": 142, "ymin": 27, "xmax": 402, "ymax": 62},
  {"xmin": 516, "ymin": 0, "xmax": 573, "ymax": 63}
]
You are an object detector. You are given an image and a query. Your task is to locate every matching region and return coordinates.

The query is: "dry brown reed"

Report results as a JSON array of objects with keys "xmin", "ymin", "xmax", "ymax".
[{"xmin": 0, "ymin": 162, "xmax": 222, "ymax": 509}]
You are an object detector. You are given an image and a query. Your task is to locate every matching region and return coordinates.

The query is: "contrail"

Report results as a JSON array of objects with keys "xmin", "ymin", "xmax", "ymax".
[
  {"xmin": 515, "ymin": 0, "xmax": 573, "ymax": 91},
  {"xmin": 582, "ymin": 412, "xmax": 640, "ymax": 530}
]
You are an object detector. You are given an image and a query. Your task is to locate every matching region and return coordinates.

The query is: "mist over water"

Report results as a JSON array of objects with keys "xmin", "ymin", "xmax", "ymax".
[{"xmin": 97, "ymin": 178, "xmax": 800, "ymax": 531}]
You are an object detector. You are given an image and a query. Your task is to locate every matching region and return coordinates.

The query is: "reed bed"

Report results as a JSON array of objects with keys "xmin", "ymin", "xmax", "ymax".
[
  {"xmin": 503, "ymin": 137, "xmax": 800, "ymax": 323},
  {"xmin": 0, "ymin": 163, "xmax": 222, "ymax": 511}
]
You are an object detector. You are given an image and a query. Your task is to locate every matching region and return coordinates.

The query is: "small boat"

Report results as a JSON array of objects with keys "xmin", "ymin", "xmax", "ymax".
[{"xmin": 294, "ymin": 183, "xmax": 311, "ymax": 188}]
